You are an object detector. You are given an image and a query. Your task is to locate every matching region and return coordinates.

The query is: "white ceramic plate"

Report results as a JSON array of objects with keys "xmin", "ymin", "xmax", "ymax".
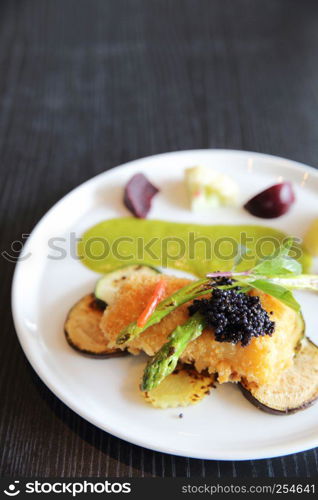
[{"xmin": 12, "ymin": 150, "xmax": 318, "ymax": 460}]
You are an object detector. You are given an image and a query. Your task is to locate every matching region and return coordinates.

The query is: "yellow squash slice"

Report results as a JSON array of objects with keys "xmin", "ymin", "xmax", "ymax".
[{"xmin": 142, "ymin": 366, "xmax": 215, "ymax": 408}]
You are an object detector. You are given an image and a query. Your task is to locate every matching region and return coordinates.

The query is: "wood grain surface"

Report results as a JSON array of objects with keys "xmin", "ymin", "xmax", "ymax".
[{"xmin": 1, "ymin": 0, "xmax": 318, "ymax": 477}]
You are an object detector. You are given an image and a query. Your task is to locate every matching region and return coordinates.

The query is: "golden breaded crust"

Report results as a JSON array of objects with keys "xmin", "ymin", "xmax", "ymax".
[
  {"xmin": 100, "ymin": 275, "xmax": 191, "ymax": 355},
  {"xmin": 100, "ymin": 275, "xmax": 303, "ymax": 385}
]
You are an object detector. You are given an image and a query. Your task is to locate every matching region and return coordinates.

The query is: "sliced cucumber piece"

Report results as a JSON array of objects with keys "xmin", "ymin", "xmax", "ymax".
[{"xmin": 94, "ymin": 264, "xmax": 160, "ymax": 306}]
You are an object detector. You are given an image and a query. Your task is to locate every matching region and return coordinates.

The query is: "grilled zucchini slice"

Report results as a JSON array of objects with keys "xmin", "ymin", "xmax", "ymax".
[{"xmin": 94, "ymin": 264, "xmax": 160, "ymax": 306}]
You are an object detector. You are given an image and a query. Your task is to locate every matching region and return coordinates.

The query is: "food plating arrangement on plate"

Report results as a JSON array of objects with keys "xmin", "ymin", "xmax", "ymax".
[
  {"xmin": 66, "ymin": 162, "xmax": 318, "ymax": 414},
  {"xmin": 12, "ymin": 150, "xmax": 318, "ymax": 459}
]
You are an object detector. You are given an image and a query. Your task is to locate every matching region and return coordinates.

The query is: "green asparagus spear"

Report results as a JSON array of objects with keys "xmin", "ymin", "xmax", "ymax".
[
  {"xmin": 141, "ymin": 311, "xmax": 205, "ymax": 391},
  {"xmin": 116, "ymin": 278, "xmax": 212, "ymax": 345}
]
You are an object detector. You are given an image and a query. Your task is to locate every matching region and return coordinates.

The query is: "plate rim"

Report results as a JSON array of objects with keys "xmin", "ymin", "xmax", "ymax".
[{"xmin": 11, "ymin": 148, "xmax": 318, "ymax": 461}]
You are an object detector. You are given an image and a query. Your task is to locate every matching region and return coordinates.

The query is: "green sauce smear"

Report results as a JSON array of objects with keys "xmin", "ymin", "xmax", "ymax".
[{"xmin": 78, "ymin": 217, "xmax": 311, "ymax": 276}]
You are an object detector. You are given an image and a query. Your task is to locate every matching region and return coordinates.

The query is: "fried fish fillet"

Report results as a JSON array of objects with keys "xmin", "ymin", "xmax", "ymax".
[{"xmin": 100, "ymin": 275, "xmax": 303, "ymax": 386}]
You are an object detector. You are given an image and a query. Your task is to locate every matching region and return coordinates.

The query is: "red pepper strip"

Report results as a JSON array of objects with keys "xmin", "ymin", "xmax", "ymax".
[{"xmin": 137, "ymin": 279, "xmax": 167, "ymax": 328}]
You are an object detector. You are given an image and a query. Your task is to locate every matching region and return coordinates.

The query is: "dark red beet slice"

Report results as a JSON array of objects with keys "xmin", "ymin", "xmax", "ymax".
[
  {"xmin": 244, "ymin": 182, "xmax": 295, "ymax": 219},
  {"xmin": 124, "ymin": 173, "xmax": 159, "ymax": 218}
]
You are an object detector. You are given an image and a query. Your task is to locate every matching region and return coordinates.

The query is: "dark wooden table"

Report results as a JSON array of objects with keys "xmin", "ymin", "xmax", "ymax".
[{"xmin": 1, "ymin": 0, "xmax": 318, "ymax": 478}]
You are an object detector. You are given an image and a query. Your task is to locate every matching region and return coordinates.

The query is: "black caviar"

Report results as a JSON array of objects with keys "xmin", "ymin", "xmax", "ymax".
[{"xmin": 189, "ymin": 282, "xmax": 275, "ymax": 347}]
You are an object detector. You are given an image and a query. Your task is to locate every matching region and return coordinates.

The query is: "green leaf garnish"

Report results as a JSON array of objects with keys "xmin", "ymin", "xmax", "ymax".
[
  {"xmin": 246, "ymin": 279, "xmax": 301, "ymax": 313},
  {"xmin": 207, "ymin": 238, "xmax": 315, "ymax": 313},
  {"xmin": 253, "ymin": 238, "xmax": 302, "ymax": 277}
]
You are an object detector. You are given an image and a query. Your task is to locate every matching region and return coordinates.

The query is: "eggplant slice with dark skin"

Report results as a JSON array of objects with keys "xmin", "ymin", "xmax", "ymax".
[
  {"xmin": 240, "ymin": 337, "xmax": 318, "ymax": 415},
  {"xmin": 65, "ymin": 294, "xmax": 128, "ymax": 358},
  {"xmin": 67, "ymin": 292, "xmax": 318, "ymax": 413}
]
